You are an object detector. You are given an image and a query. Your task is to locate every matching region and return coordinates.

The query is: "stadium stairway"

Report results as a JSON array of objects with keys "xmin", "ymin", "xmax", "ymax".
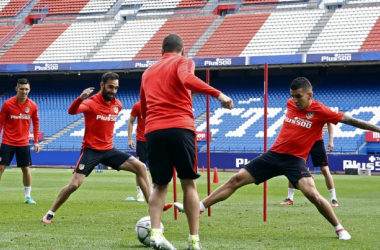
[
  {"xmin": 297, "ymin": 9, "xmax": 335, "ymax": 54},
  {"xmin": 0, "ymin": 25, "xmax": 31, "ymax": 58}
]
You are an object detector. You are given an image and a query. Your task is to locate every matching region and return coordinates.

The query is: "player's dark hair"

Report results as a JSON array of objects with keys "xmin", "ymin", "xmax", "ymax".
[
  {"xmin": 17, "ymin": 78, "xmax": 29, "ymax": 86},
  {"xmin": 162, "ymin": 33, "xmax": 184, "ymax": 54},
  {"xmin": 101, "ymin": 72, "xmax": 119, "ymax": 84},
  {"xmin": 290, "ymin": 77, "xmax": 312, "ymax": 91}
]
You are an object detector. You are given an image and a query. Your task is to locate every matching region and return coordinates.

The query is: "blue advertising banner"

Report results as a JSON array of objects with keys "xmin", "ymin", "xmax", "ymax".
[
  {"xmin": 27, "ymin": 63, "xmax": 70, "ymax": 71},
  {"xmin": 129, "ymin": 60, "xmax": 159, "ymax": 69},
  {"xmin": 306, "ymin": 52, "xmax": 361, "ymax": 63},
  {"xmin": 360, "ymin": 51, "xmax": 380, "ymax": 61},
  {"xmin": 249, "ymin": 54, "xmax": 302, "ymax": 65},
  {"xmin": 196, "ymin": 57, "xmax": 246, "ymax": 67},
  {"xmin": 70, "ymin": 61, "xmax": 124, "ymax": 71}
]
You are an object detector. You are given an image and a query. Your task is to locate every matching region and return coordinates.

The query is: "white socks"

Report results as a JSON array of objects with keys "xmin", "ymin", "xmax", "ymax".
[
  {"xmin": 288, "ymin": 188, "xmax": 295, "ymax": 201},
  {"xmin": 48, "ymin": 210, "xmax": 55, "ymax": 216},
  {"xmin": 334, "ymin": 224, "xmax": 343, "ymax": 231},
  {"xmin": 189, "ymin": 234, "xmax": 199, "ymax": 240},
  {"xmin": 24, "ymin": 186, "xmax": 31, "ymax": 198},
  {"xmin": 137, "ymin": 186, "xmax": 142, "ymax": 195},
  {"xmin": 152, "ymin": 228, "xmax": 163, "ymax": 233},
  {"xmin": 329, "ymin": 188, "xmax": 337, "ymax": 201},
  {"xmin": 200, "ymin": 201, "xmax": 205, "ymax": 211}
]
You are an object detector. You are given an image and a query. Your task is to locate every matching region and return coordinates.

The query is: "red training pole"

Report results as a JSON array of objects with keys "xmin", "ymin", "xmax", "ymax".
[
  {"xmin": 206, "ymin": 69, "xmax": 211, "ymax": 216},
  {"xmin": 173, "ymin": 168, "xmax": 177, "ymax": 220},
  {"xmin": 263, "ymin": 63, "xmax": 268, "ymax": 222}
]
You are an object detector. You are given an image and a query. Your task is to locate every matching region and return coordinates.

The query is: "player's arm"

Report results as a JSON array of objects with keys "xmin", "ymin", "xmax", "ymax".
[
  {"xmin": 128, "ymin": 115, "xmax": 136, "ymax": 149},
  {"xmin": 0, "ymin": 102, "xmax": 8, "ymax": 136},
  {"xmin": 139, "ymin": 86, "xmax": 147, "ymax": 118},
  {"xmin": 32, "ymin": 105, "xmax": 40, "ymax": 153},
  {"xmin": 177, "ymin": 58, "xmax": 233, "ymax": 109},
  {"xmin": 327, "ymin": 123, "xmax": 334, "ymax": 152},
  {"xmin": 68, "ymin": 87, "xmax": 94, "ymax": 114},
  {"xmin": 340, "ymin": 114, "xmax": 380, "ymax": 132}
]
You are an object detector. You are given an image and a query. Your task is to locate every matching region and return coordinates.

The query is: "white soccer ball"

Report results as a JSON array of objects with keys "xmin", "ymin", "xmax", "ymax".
[{"xmin": 135, "ymin": 216, "xmax": 164, "ymax": 246}]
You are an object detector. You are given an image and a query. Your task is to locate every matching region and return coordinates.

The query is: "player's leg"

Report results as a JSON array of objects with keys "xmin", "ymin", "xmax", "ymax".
[
  {"xmin": 135, "ymin": 141, "xmax": 147, "ymax": 202},
  {"xmin": 281, "ymin": 181, "xmax": 295, "ymax": 205},
  {"xmin": 311, "ymin": 140, "xmax": 338, "ymax": 206},
  {"xmin": 42, "ymin": 148, "xmax": 99, "ymax": 223},
  {"xmin": 202, "ymin": 168, "xmax": 255, "ymax": 209},
  {"xmin": 321, "ymin": 165, "xmax": 338, "ymax": 206},
  {"xmin": 296, "ymin": 177, "xmax": 350, "ymax": 240},
  {"xmin": 118, "ymin": 156, "xmax": 151, "ymax": 203},
  {"xmin": 0, "ymin": 143, "xmax": 15, "ymax": 182},
  {"xmin": 145, "ymin": 129, "xmax": 177, "ymax": 250},
  {"xmin": 16, "ymin": 145, "xmax": 35, "ymax": 203}
]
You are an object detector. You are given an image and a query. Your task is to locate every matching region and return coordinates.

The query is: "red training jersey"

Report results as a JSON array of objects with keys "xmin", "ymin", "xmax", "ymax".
[
  {"xmin": 68, "ymin": 92, "xmax": 122, "ymax": 151},
  {"xmin": 270, "ymin": 99, "xmax": 343, "ymax": 161},
  {"xmin": 130, "ymin": 101, "xmax": 146, "ymax": 142},
  {"xmin": 140, "ymin": 53, "xmax": 221, "ymax": 134},
  {"xmin": 0, "ymin": 95, "xmax": 39, "ymax": 146}
]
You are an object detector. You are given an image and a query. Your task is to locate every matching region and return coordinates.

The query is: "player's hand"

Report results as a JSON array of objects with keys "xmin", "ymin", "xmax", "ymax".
[
  {"xmin": 128, "ymin": 140, "xmax": 135, "ymax": 149},
  {"xmin": 80, "ymin": 87, "xmax": 95, "ymax": 100},
  {"xmin": 34, "ymin": 143, "xmax": 40, "ymax": 153},
  {"xmin": 327, "ymin": 140, "xmax": 334, "ymax": 152},
  {"xmin": 217, "ymin": 93, "xmax": 233, "ymax": 110}
]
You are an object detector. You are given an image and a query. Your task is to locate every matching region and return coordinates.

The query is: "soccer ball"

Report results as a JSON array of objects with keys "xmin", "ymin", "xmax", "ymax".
[{"xmin": 135, "ymin": 216, "xmax": 164, "ymax": 246}]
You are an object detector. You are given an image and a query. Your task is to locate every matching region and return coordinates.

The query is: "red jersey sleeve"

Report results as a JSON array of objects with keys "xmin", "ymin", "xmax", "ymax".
[
  {"xmin": 0, "ymin": 101, "xmax": 8, "ymax": 136},
  {"xmin": 31, "ymin": 103, "xmax": 40, "ymax": 143},
  {"xmin": 319, "ymin": 104, "xmax": 343, "ymax": 125},
  {"xmin": 130, "ymin": 102, "xmax": 139, "ymax": 118},
  {"xmin": 177, "ymin": 58, "xmax": 221, "ymax": 98},
  {"xmin": 68, "ymin": 97, "xmax": 91, "ymax": 115}
]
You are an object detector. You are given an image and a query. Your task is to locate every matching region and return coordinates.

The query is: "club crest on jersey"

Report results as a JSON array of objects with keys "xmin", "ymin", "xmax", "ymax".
[
  {"xmin": 113, "ymin": 106, "xmax": 119, "ymax": 114},
  {"xmin": 25, "ymin": 107, "xmax": 30, "ymax": 113},
  {"xmin": 306, "ymin": 112, "xmax": 314, "ymax": 119},
  {"xmin": 79, "ymin": 164, "xmax": 85, "ymax": 170}
]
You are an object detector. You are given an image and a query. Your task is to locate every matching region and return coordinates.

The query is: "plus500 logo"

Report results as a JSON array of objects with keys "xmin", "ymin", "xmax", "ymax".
[{"xmin": 204, "ymin": 58, "xmax": 232, "ymax": 66}]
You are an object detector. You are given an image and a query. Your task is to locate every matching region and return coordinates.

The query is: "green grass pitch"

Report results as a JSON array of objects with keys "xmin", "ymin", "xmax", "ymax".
[{"xmin": 0, "ymin": 168, "xmax": 379, "ymax": 249}]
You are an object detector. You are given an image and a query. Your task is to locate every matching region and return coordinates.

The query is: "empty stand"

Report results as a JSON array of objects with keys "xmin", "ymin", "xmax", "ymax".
[
  {"xmin": 241, "ymin": 10, "xmax": 324, "ymax": 56},
  {"xmin": 134, "ymin": 15, "xmax": 217, "ymax": 60},
  {"xmin": 33, "ymin": 0, "xmax": 90, "ymax": 15},
  {"xmin": 360, "ymin": 15, "xmax": 380, "ymax": 51},
  {"xmin": 195, "ymin": 13, "xmax": 270, "ymax": 58},
  {"xmin": 35, "ymin": 21, "xmax": 118, "ymax": 63},
  {"xmin": 79, "ymin": 0, "xmax": 117, "ymax": 14},
  {"xmin": 91, "ymin": 18, "xmax": 167, "ymax": 61},
  {"xmin": 0, "ymin": 24, "xmax": 70, "ymax": 64},
  {"xmin": 0, "ymin": 0, "xmax": 29, "ymax": 17},
  {"xmin": 309, "ymin": 6, "xmax": 380, "ymax": 53}
]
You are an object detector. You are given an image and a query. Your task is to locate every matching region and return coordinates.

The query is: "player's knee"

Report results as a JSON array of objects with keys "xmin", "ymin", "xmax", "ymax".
[
  {"xmin": 0, "ymin": 165, "xmax": 6, "ymax": 173},
  {"xmin": 67, "ymin": 183, "xmax": 80, "ymax": 192}
]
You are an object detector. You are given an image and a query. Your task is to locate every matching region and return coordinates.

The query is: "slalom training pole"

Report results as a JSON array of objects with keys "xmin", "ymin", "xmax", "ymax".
[{"xmin": 263, "ymin": 63, "xmax": 268, "ymax": 222}]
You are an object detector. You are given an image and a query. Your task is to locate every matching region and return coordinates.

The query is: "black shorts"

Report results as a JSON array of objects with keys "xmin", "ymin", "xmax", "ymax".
[
  {"xmin": 136, "ymin": 141, "xmax": 147, "ymax": 164},
  {"xmin": 146, "ymin": 128, "xmax": 200, "ymax": 185},
  {"xmin": 74, "ymin": 147, "xmax": 132, "ymax": 176},
  {"xmin": 243, "ymin": 151, "xmax": 312, "ymax": 188},
  {"xmin": 308, "ymin": 140, "xmax": 328, "ymax": 167},
  {"xmin": 0, "ymin": 143, "xmax": 32, "ymax": 167}
]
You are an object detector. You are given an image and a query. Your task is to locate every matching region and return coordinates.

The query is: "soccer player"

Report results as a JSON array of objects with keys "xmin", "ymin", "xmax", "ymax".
[
  {"xmin": 281, "ymin": 123, "xmax": 340, "ymax": 207},
  {"xmin": 128, "ymin": 100, "xmax": 147, "ymax": 202},
  {"xmin": 140, "ymin": 33, "xmax": 233, "ymax": 250},
  {"xmin": 42, "ymin": 72, "xmax": 152, "ymax": 223},
  {"xmin": 0, "ymin": 78, "xmax": 40, "ymax": 204},
  {"xmin": 175, "ymin": 77, "xmax": 380, "ymax": 240}
]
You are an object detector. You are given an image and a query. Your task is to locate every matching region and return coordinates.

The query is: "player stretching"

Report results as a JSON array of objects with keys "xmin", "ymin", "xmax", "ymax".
[
  {"xmin": 175, "ymin": 77, "xmax": 380, "ymax": 240},
  {"xmin": 281, "ymin": 123, "xmax": 340, "ymax": 207},
  {"xmin": 42, "ymin": 72, "xmax": 153, "ymax": 223},
  {"xmin": 0, "ymin": 78, "xmax": 40, "ymax": 204}
]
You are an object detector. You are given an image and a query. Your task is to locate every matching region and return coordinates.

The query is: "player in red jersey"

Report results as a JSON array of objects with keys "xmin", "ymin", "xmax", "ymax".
[
  {"xmin": 0, "ymin": 78, "xmax": 40, "ymax": 204},
  {"xmin": 42, "ymin": 72, "xmax": 152, "ymax": 224},
  {"xmin": 281, "ymin": 123, "xmax": 340, "ymax": 207},
  {"xmin": 175, "ymin": 77, "xmax": 380, "ymax": 241},
  {"xmin": 140, "ymin": 34, "xmax": 233, "ymax": 250},
  {"xmin": 128, "ymin": 101, "xmax": 148, "ymax": 202}
]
